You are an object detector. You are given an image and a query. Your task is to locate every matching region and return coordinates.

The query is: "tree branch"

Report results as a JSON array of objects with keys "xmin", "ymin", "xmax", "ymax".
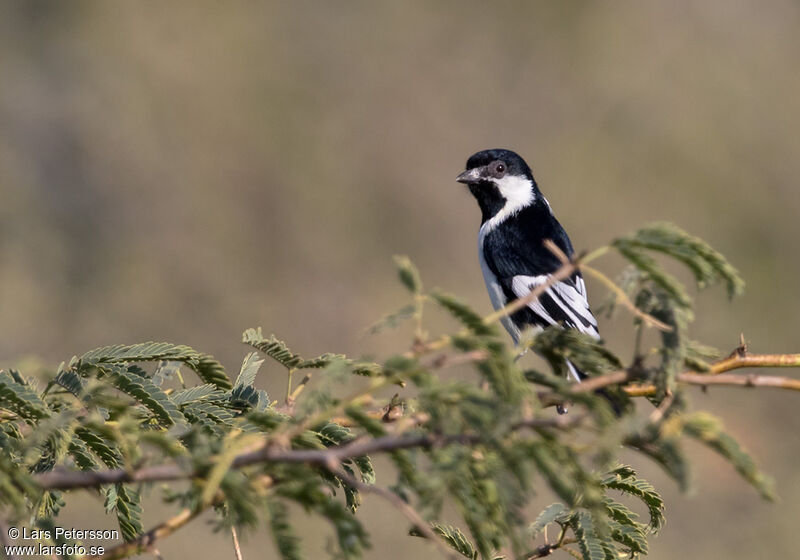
[
  {"xmin": 88, "ymin": 506, "xmax": 200, "ymax": 560},
  {"xmin": 536, "ymin": 352, "xmax": 800, "ymax": 403},
  {"xmin": 35, "ymin": 416, "xmax": 583, "ymax": 491}
]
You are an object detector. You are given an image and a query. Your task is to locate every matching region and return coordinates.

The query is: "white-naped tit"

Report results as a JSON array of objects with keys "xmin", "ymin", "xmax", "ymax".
[{"xmin": 456, "ymin": 148, "xmax": 624, "ymax": 414}]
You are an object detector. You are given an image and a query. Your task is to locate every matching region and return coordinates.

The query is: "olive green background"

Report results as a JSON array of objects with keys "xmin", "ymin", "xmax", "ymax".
[{"xmin": 1, "ymin": 2, "xmax": 799, "ymax": 559}]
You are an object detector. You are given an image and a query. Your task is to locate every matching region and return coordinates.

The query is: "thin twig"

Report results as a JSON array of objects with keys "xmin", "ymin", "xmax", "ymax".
[
  {"xmin": 288, "ymin": 372, "xmax": 312, "ymax": 403},
  {"xmin": 326, "ymin": 460, "xmax": 458, "ymax": 559},
  {"xmin": 580, "ymin": 263, "xmax": 671, "ymax": 331},
  {"xmin": 88, "ymin": 507, "xmax": 200, "ymax": 560},
  {"xmin": 536, "ymin": 353, "xmax": 800, "ymax": 402},
  {"xmin": 285, "ymin": 368, "xmax": 295, "ymax": 406},
  {"xmin": 482, "ymin": 257, "xmax": 577, "ymax": 326},
  {"xmin": 230, "ymin": 525, "xmax": 244, "ymax": 560},
  {"xmin": 526, "ymin": 537, "xmax": 577, "ymax": 558},
  {"xmin": 648, "ymin": 390, "xmax": 674, "ymax": 423}
]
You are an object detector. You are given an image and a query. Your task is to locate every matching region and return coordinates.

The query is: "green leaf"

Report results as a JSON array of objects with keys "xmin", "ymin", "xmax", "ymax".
[
  {"xmin": 78, "ymin": 341, "xmax": 232, "ymax": 390},
  {"xmin": 171, "ymin": 383, "xmax": 227, "ymax": 406},
  {"xmin": 614, "ymin": 246, "xmax": 691, "ymax": 309},
  {"xmin": 365, "ymin": 304, "xmax": 417, "ymax": 334},
  {"xmin": 530, "ymin": 327, "xmax": 623, "ymax": 375},
  {"xmin": 610, "ymin": 521, "xmax": 648, "ymax": 554},
  {"xmin": 571, "ymin": 511, "xmax": 606, "ymax": 560},
  {"xmin": 68, "ymin": 439, "xmax": 99, "ymax": 472},
  {"xmin": 601, "ymin": 498, "xmax": 639, "ymax": 527},
  {"xmin": 431, "ymin": 291, "xmax": 498, "ymax": 336},
  {"xmin": 0, "ymin": 370, "xmax": 50, "ymax": 420},
  {"xmin": 35, "ymin": 490, "xmax": 65, "ymax": 521},
  {"xmin": 75, "ymin": 427, "xmax": 122, "ymax": 468},
  {"xmin": 190, "ymin": 354, "xmax": 233, "ymax": 390},
  {"xmin": 234, "ymin": 352, "xmax": 265, "ymax": 388},
  {"xmin": 267, "ymin": 499, "xmax": 303, "ymax": 560},
  {"xmin": 614, "ymin": 222, "xmax": 744, "ymax": 298},
  {"xmin": 431, "ymin": 524, "xmax": 478, "ymax": 559},
  {"xmin": 115, "ymin": 484, "xmax": 143, "ymax": 542},
  {"xmin": 102, "ymin": 364, "xmax": 187, "ymax": 427},
  {"xmin": 601, "ymin": 472, "xmax": 664, "ymax": 533},
  {"xmin": 354, "ymin": 455, "xmax": 376, "ymax": 485},
  {"xmin": 51, "ymin": 366, "xmax": 86, "ymax": 399},
  {"xmin": 243, "ymin": 328, "xmax": 304, "ymax": 369},
  {"xmin": 183, "ymin": 401, "xmax": 236, "ymax": 432},
  {"xmin": 394, "ymin": 255, "xmax": 422, "ymax": 293},
  {"xmin": 80, "ymin": 342, "xmax": 198, "ymax": 365},
  {"xmin": 529, "ymin": 502, "xmax": 570, "ymax": 538},
  {"xmin": 297, "ymin": 353, "xmax": 347, "ymax": 369},
  {"xmin": 675, "ymin": 412, "xmax": 775, "ymax": 500},
  {"xmin": 242, "ymin": 328, "xmax": 345, "ymax": 371}
]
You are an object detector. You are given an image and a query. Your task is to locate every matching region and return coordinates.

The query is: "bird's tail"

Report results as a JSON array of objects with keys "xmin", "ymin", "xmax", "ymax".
[{"xmin": 560, "ymin": 360, "xmax": 628, "ymax": 416}]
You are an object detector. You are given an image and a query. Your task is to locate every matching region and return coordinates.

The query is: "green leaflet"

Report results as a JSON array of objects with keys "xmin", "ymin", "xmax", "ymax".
[
  {"xmin": 601, "ymin": 471, "xmax": 664, "ymax": 533},
  {"xmin": 68, "ymin": 439, "xmax": 99, "ymax": 471},
  {"xmin": 428, "ymin": 524, "xmax": 479, "ymax": 559},
  {"xmin": 267, "ymin": 499, "xmax": 303, "ymax": 560},
  {"xmin": 182, "ymin": 401, "xmax": 237, "ymax": 437},
  {"xmin": 115, "ymin": 484, "xmax": 143, "ymax": 542},
  {"xmin": 614, "ymin": 245, "xmax": 691, "ymax": 309},
  {"xmin": 431, "ymin": 291, "xmax": 498, "ymax": 337},
  {"xmin": 671, "ymin": 412, "xmax": 776, "ymax": 500},
  {"xmin": 571, "ymin": 511, "xmax": 606, "ymax": 560},
  {"xmin": 529, "ymin": 502, "xmax": 570, "ymax": 538},
  {"xmin": 242, "ymin": 327, "xmax": 303, "ymax": 369},
  {"xmin": 613, "ymin": 222, "xmax": 744, "ymax": 298},
  {"xmin": 601, "ymin": 498, "xmax": 639, "ymax": 527},
  {"xmin": 609, "ymin": 521, "xmax": 648, "ymax": 555},
  {"xmin": 243, "ymin": 327, "xmax": 346, "ymax": 370},
  {"xmin": 188, "ymin": 354, "xmax": 232, "ymax": 390},
  {"xmin": 393, "ymin": 255, "xmax": 422, "ymax": 293},
  {"xmin": 101, "ymin": 364, "xmax": 187, "ymax": 427},
  {"xmin": 74, "ymin": 426, "xmax": 123, "ymax": 468},
  {"xmin": 79, "ymin": 341, "xmax": 196, "ymax": 363},
  {"xmin": 170, "ymin": 383, "xmax": 228, "ymax": 406},
  {"xmin": 530, "ymin": 327, "xmax": 623, "ymax": 375},
  {"xmin": 35, "ymin": 490, "xmax": 65, "ymax": 521},
  {"xmin": 365, "ymin": 303, "xmax": 417, "ymax": 334},
  {"xmin": 51, "ymin": 366, "xmax": 86, "ymax": 399},
  {"xmin": 0, "ymin": 370, "xmax": 50, "ymax": 420},
  {"xmin": 234, "ymin": 351, "xmax": 265, "ymax": 388},
  {"xmin": 77, "ymin": 342, "xmax": 231, "ymax": 390}
]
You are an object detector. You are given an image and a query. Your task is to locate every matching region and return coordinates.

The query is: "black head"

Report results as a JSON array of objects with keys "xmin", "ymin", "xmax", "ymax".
[{"xmin": 456, "ymin": 149, "xmax": 540, "ymax": 223}]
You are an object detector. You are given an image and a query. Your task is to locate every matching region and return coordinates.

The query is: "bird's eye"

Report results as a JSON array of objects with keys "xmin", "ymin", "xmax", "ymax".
[{"xmin": 494, "ymin": 162, "xmax": 506, "ymax": 176}]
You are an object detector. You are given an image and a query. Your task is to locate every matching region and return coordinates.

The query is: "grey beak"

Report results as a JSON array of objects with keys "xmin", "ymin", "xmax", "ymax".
[{"xmin": 456, "ymin": 167, "xmax": 482, "ymax": 184}]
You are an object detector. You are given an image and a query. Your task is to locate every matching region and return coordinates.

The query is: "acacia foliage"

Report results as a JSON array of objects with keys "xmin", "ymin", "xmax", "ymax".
[{"xmin": 0, "ymin": 222, "xmax": 780, "ymax": 560}]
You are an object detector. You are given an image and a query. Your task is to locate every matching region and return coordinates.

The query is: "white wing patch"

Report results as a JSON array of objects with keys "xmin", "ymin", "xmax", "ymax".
[{"xmin": 510, "ymin": 274, "xmax": 600, "ymax": 339}]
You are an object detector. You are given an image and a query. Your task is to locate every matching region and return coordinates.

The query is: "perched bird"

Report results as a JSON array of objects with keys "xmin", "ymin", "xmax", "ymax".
[{"xmin": 456, "ymin": 148, "xmax": 619, "ymax": 413}]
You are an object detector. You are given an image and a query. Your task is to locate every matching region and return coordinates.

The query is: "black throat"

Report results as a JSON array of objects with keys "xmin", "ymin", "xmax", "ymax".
[{"xmin": 468, "ymin": 181, "xmax": 506, "ymax": 224}]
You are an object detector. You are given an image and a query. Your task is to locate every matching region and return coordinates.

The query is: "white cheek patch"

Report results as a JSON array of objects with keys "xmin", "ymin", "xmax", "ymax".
[
  {"xmin": 494, "ymin": 175, "xmax": 535, "ymax": 209},
  {"xmin": 483, "ymin": 175, "xmax": 535, "ymax": 232}
]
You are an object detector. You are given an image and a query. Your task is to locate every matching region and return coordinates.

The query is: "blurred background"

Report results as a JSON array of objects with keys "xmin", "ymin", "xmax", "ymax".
[{"xmin": 1, "ymin": 1, "xmax": 799, "ymax": 558}]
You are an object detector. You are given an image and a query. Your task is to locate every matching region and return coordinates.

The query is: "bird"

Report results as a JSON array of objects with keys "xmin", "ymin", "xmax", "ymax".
[{"xmin": 456, "ymin": 148, "xmax": 621, "ymax": 414}]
